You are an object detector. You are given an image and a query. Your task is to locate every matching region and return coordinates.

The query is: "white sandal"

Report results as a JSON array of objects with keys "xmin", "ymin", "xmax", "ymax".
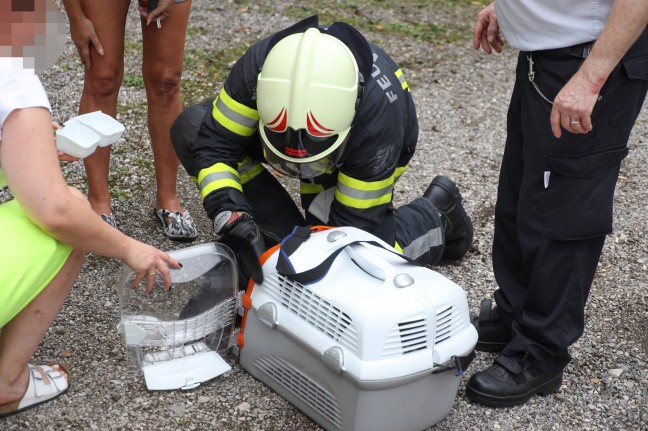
[
  {"xmin": 155, "ymin": 208, "xmax": 198, "ymax": 241},
  {"xmin": 0, "ymin": 363, "xmax": 71, "ymax": 418}
]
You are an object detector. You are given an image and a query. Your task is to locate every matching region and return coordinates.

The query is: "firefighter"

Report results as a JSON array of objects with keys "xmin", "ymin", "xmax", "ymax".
[{"xmin": 171, "ymin": 15, "xmax": 473, "ymax": 266}]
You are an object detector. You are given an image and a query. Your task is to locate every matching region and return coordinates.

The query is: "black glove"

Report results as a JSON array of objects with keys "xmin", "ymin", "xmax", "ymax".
[
  {"xmin": 214, "ymin": 211, "xmax": 265, "ymax": 286},
  {"xmin": 214, "ymin": 211, "xmax": 266, "ymax": 256}
]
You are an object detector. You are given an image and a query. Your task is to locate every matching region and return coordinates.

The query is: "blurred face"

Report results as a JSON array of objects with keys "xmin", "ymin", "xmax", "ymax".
[{"xmin": 0, "ymin": 0, "xmax": 66, "ymax": 72}]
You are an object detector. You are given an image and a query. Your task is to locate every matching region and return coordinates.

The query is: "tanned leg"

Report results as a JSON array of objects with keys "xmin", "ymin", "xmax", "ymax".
[{"xmin": 140, "ymin": 1, "xmax": 192, "ymax": 214}]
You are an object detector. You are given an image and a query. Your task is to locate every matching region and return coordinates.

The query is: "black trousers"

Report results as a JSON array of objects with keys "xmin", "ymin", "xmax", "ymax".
[
  {"xmin": 494, "ymin": 30, "xmax": 648, "ymax": 372},
  {"xmin": 171, "ymin": 102, "xmax": 447, "ymax": 265}
]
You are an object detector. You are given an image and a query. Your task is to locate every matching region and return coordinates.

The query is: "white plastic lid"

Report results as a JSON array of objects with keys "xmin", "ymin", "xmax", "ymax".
[
  {"xmin": 142, "ymin": 350, "xmax": 231, "ymax": 390},
  {"xmin": 65, "ymin": 111, "xmax": 124, "ymax": 147},
  {"xmin": 56, "ymin": 122, "xmax": 101, "ymax": 158}
]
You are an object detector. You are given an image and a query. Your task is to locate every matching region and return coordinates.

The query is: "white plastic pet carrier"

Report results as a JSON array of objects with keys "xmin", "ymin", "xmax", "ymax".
[{"xmin": 239, "ymin": 226, "xmax": 477, "ymax": 431}]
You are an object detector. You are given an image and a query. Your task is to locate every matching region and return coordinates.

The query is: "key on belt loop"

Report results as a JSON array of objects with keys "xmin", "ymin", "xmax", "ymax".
[{"xmin": 527, "ymin": 53, "xmax": 554, "ymax": 105}]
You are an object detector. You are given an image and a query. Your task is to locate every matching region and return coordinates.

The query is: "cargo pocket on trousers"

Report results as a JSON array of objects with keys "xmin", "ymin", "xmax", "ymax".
[
  {"xmin": 611, "ymin": 54, "xmax": 648, "ymax": 127},
  {"xmin": 542, "ymin": 145, "xmax": 628, "ymax": 240}
]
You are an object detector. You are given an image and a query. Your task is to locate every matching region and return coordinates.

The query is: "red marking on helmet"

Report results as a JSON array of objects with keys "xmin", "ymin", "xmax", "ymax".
[
  {"xmin": 267, "ymin": 107, "xmax": 287, "ymax": 132},
  {"xmin": 307, "ymin": 111, "xmax": 334, "ymax": 137},
  {"xmin": 285, "ymin": 147, "xmax": 307, "ymax": 157}
]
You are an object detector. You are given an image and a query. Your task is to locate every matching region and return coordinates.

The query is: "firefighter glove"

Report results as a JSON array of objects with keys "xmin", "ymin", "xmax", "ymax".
[{"xmin": 214, "ymin": 211, "xmax": 267, "ymax": 258}]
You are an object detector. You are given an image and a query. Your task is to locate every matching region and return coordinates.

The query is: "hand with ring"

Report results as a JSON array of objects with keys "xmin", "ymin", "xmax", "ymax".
[{"xmin": 550, "ymin": 69, "xmax": 599, "ymax": 138}]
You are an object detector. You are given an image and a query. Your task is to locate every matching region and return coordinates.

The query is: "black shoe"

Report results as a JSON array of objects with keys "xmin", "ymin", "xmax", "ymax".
[
  {"xmin": 470, "ymin": 299, "xmax": 512, "ymax": 352},
  {"xmin": 466, "ymin": 355, "xmax": 563, "ymax": 407},
  {"xmin": 423, "ymin": 175, "xmax": 473, "ymax": 260}
]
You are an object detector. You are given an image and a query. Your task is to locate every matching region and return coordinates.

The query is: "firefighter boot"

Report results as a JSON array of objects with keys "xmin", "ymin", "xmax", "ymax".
[
  {"xmin": 470, "ymin": 299, "xmax": 512, "ymax": 352},
  {"xmin": 423, "ymin": 175, "xmax": 473, "ymax": 260}
]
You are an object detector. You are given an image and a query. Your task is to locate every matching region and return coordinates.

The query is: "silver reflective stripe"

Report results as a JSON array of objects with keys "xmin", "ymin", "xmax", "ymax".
[
  {"xmin": 199, "ymin": 170, "xmax": 239, "ymax": 192},
  {"xmin": 336, "ymin": 181, "xmax": 393, "ymax": 202},
  {"xmin": 215, "ymin": 97, "xmax": 258, "ymax": 130},
  {"xmin": 402, "ymin": 227, "xmax": 444, "ymax": 261},
  {"xmin": 307, "ymin": 187, "xmax": 336, "ymax": 223}
]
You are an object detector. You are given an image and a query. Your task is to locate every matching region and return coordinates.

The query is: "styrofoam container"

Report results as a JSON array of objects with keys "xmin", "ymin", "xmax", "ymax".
[
  {"xmin": 55, "ymin": 122, "xmax": 101, "ymax": 158},
  {"xmin": 65, "ymin": 110, "xmax": 124, "ymax": 147},
  {"xmin": 239, "ymin": 226, "xmax": 477, "ymax": 431}
]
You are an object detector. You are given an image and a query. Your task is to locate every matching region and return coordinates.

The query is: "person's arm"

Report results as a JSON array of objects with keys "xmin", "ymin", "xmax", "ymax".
[
  {"xmin": 61, "ymin": 0, "xmax": 104, "ymax": 70},
  {"xmin": 473, "ymin": 2, "xmax": 506, "ymax": 54},
  {"xmin": 550, "ymin": 0, "xmax": 648, "ymax": 137},
  {"xmin": 1, "ymin": 107, "xmax": 178, "ymax": 291}
]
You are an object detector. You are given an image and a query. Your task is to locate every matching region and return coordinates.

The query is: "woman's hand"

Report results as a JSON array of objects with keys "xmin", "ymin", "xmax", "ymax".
[
  {"xmin": 122, "ymin": 238, "xmax": 181, "ymax": 293},
  {"xmin": 138, "ymin": 0, "xmax": 174, "ymax": 27},
  {"xmin": 67, "ymin": 13, "xmax": 104, "ymax": 70}
]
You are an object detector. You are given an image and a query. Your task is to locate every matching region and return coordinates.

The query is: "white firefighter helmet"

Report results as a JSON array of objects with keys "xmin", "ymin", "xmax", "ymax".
[{"xmin": 257, "ymin": 27, "xmax": 360, "ymax": 178}]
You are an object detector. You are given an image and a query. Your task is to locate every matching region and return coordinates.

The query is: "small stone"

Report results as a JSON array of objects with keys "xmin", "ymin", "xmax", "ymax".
[
  {"xmin": 168, "ymin": 403, "xmax": 186, "ymax": 416},
  {"xmin": 609, "ymin": 368, "xmax": 624, "ymax": 377},
  {"xmin": 237, "ymin": 401, "xmax": 251, "ymax": 412}
]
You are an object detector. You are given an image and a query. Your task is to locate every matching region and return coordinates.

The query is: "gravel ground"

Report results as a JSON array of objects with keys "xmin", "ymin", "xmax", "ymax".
[{"xmin": 4, "ymin": 1, "xmax": 648, "ymax": 430}]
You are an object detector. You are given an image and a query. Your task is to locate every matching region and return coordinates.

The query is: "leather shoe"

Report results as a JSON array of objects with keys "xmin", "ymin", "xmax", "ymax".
[
  {"xmin": 466, "ymin": 355, "xmax": 563, "ymax": 407},
  {"xmin": 470, "ymin": 299, "xmax": 512, "ymax": 352},
  {"xmin": 423, "ymin": 175, "xmax": 473, "ymax": 260}
]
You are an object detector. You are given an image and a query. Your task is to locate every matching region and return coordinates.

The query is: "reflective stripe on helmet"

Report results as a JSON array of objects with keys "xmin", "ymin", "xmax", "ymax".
[
  {"xmin": 197, "ymin": 163, "xmax": 242, "ymax": 200},
  {"xmin": 335, "ymin": 172, "xmax": 394, "ymax": 209},
  {"xmin": 212, "ymin": 88, "xmax": 259, "ymax": 137},
  {"xmin": 395, "ymin": 69, "xmax": 410, "ymax": 92}
]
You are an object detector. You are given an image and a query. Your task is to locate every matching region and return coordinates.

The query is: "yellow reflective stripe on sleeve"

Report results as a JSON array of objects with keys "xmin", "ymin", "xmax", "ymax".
[
  {"xmin": 197, "ymin": 163, "xmax": 242, "ymax": 199},
  {"xmin": 300, "ymin": 182, "xmax": 325, "ymax": 195},
  {"xmin": 395, "ymin": 69, "xmax": 410, "ymax": 92},
  {"xmin": 212, "ymin": 88, "xmax": 260, "ymax": 137},
  {"xmin": 335, "ymin": 172, "xmax": 394, "ymax": 209},
  {"xmin": 394, "ymin": 165, "xmax": 407, "ymax": 182},
  {"xmin": 238, "ymin": 157, "xmax": 265, "ymax": 185}
]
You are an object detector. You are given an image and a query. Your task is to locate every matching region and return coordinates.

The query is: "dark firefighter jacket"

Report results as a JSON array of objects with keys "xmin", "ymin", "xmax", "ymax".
[{"xmin": 192, "ymin": 15, "xmax": 419, "ymax": 236}]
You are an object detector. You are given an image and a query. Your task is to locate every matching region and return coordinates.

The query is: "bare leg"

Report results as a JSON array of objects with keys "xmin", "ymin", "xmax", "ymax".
[
  {"xmin": 140, "ymin": 1, "xmax": 192, "ymax": 214},
  {"xmin": 77, "ymin": 0, "xmax": 131, "ymax": 216},
  {"xmin": 0, "ymin": 250, "xmax": 84, "ymax": 404}
]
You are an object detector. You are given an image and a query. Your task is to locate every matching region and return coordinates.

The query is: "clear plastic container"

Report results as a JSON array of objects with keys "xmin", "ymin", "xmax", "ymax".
[{"xmin": 116, "ymin": 242, "xmax": 240, "ymax": 390}]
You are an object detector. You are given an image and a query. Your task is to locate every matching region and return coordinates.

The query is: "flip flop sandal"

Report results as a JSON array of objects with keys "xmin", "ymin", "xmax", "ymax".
[
  {"xmin": 100, "ymin": 213, "xmax": 117, "ymax": 228},
  {"xmin": 0, "ymin": 362, "xmax": 71, "ymax": 418},
  {"xmin": 155, "ymin": 208, "xmax": 198, "ymax": 241}
]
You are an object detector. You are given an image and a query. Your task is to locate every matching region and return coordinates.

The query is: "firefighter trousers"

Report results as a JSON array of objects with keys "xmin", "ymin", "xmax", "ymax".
[{"xmin": 494, "ymin": 30, "xmax": 648, "ymax": 373}]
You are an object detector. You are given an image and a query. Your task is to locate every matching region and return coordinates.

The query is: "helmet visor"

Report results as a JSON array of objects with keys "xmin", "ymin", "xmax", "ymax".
[{"xmin": 260, "ymin": 125, "xmax": 350, "ymax": 178}]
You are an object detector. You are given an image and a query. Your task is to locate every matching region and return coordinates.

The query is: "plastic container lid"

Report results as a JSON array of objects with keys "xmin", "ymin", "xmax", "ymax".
[
  {"xmin": 55, "ymin": 122, "xmax": 101, "ymax": 158},
  {"xmin": 65, "ymin": 111, "xmax": 124, "ymax": 147}
]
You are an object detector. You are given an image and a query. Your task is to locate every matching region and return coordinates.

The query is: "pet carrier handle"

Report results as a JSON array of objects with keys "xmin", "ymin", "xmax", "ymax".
[{"xmin": 276, "ymin": 226, "xmax": 422, "ymax": 285}]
